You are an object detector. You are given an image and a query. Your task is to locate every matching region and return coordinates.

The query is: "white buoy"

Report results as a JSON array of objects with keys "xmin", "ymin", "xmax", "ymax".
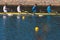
[
  {"xmin": 17, "ymin": 16, "xmax": 20, "ymax": 19},
  {"xmin": 8, "ymin": 14, "xmax": 13, "ymax": 16},
  {"xmin": 3, "ymin": 15, "xmax": 6, "ymax": 19}
]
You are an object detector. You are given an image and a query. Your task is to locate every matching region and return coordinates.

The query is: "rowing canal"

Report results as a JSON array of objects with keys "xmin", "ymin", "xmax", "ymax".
[{"xmin": 0, "ymin": 15, "xmax": 60, "ymax": 40}]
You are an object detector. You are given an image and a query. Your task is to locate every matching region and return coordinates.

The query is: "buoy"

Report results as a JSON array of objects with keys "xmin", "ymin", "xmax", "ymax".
[
  {"xmin": 35, "ymin": 26, "xmax": 39, "ymax": 32},
  {"xmin": 3, "ymin": 15, "xmax": 6, "ymax": 19},
  {"xmin": 22, "ymin": 16, "xmax": 25, "ymax": 20}
]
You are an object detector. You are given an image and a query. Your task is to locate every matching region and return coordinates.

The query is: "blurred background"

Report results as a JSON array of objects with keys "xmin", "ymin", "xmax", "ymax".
[{"xmin": 0, "ymin": 0, "xmax": 60, "ymax": 13}]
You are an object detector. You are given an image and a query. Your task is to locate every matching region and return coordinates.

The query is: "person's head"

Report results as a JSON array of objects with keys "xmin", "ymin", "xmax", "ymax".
[{"xmin": 34, "ymin": 4, "xmax": 37, "ymax": 6}]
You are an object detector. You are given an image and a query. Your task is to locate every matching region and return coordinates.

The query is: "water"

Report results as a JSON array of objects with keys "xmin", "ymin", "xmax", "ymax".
[{"xmin": 0, "ymin": 15, "xmax": 60, "ymax": 40}]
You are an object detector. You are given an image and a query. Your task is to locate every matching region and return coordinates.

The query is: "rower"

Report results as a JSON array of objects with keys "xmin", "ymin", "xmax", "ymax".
[
  {"xmin": 47, "ymin": 4, "xmax": 51, "ymax": 14},
  {"xmin": 3, "ymin": 4, "xmax": 7, "ymax": 14},
  {"xmin": 17, "ymin": 4, "xmax": 21, "ymax": 14}
]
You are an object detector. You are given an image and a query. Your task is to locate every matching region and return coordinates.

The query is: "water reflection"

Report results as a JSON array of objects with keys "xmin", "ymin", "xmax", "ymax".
[
  {"xmin": 16, "ymin": 15, "xmax": 21, "ymax": 40},
  {"xmin": 3, "ymin": 15, "xmax": 6, "ymax": 25}
]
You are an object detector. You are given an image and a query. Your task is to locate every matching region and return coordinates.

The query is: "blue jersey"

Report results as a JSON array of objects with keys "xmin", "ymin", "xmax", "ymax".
[
  {"xmin": 32, "ymin": 6, "xmax": 37, "ymax": 13},
  {"xmin": 47, "ymin": 6, "xmax": 51, "ymax": 13}
]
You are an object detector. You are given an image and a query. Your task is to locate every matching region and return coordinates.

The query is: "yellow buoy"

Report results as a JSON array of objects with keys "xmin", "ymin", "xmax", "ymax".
[
  {"xmin": 22, "ymin": 16, "xmax": 25, "ymax": 20},
  {"xmin": 35, "ymin": 26, "xmax": 39, "ymax": 32}
]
